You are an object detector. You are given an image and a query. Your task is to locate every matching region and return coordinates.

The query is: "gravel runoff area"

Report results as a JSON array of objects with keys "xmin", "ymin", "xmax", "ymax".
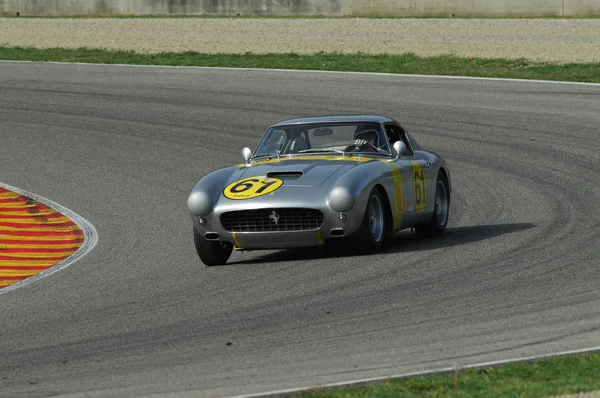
[{"xmin": 1, "ymin": 18, "xmax": 599, "ymax": 63}]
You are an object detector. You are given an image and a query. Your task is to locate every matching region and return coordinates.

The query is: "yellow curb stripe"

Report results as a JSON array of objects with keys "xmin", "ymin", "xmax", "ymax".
[
  {"xmin": 0, "ymin": 234, "xmax": 84, "ymax": 241},
  {"xmin": 0, "ymin": 192, "xmax": 21, "ymax": 198},
  {"xmin": 0, "ymin": 226, "xmax": 81, "ymax": 232},
  {"xmin": 0, "ymin": 252, "xmax": 75, "ymax": 259},
  {"xmin": 0, "ymin": 217, "xmax": 73, "ymax": 224},
  {"xmin": 0, "ymin": 270, "xmax": 46, "ymax": 277},
  {"xmin": 0, "ymin": 259, "xmax": 58, "ymax": 266},
  {"xmin": 0, "ymin": 187, "xmax": 85, "ymax": 290},
  {"xmin": 0, "ymin": 203, "xmax": 39, "ymax": 208},
  {"xmin": 0, "ymin": 243, "xmax": 82, "ymax": 249},
  {"xmin": 0, "ymin": 209, "xmax": 58, "ymax": 216},
  {"xmin": 0, "ymin": 264, "xmax": 53, "ymax": 268}
]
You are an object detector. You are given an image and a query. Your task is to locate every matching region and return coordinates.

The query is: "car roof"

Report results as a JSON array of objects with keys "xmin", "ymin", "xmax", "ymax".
[{"xmin": 271, "ymin": 115, "xmax": 397, "ymax": 127}]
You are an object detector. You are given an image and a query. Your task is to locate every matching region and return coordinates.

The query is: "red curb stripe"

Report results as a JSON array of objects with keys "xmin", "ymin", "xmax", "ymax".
[
  {"xmin": 0, "ymin": 204, "xmax": 50, "ymax": 212},
  {"xmin": 0, "ymin": 238, "xmax": 84, "ymax": 245},
  {"xmin": 0, "ymin": 198, "xmax": 36, "ymax": 203},
  {"xmin": 0, "ymin": 276, "xmax": 34, "ymax": 281},
  {"xmin": 0, "ymin": 255, "xmax": 71, "ymax": 261},
  {"xmin": 5, "ymin": 215, "xmax": 73, "ymax": 221},
  {"xmin": 0, "ymin": 207, "xmax": 59, "ymax": 213},
  {"xmin": 0, "ymin": 221, "xmax": 77, "ymax": 228},
  {"xmin": 0, "ymin": 251, "xmax": 73, "ymax": 257},
  {"xmin": 0, "ymin": 247, "xmax": 77, "ymax": 253},
  {"xmin": 0, "ymin": 197, "xmax": 33, "ymax": 202},
  {"xmin": 0, "ymin": 230, "xmax": 82, "ymax": 237},
  {"xmin": 0, "ymin": 187, "xmax": 85, "ymax": 290},
  {"xmin": 0, "ymin": 213, "xmax": 59, "ymax": 218},
  {"xmin": 0, "ymin": 219, "xmax": 64, "ymax": 224},
  {"xmin": 0, "ymin": 212, "xmax": 65, "ymax": 219},
  {"xmin": 0, "ymin": 220, "xmax": 74, "ymax": 226},
  {"xmin": 0, "ymin": 208, "xmax": 58, "ymax": 213}
]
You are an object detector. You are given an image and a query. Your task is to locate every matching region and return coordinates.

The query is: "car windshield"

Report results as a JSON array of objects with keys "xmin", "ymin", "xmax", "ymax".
[{"xmin": 253, "ymin": 122, "xmax": 391, "ymax": 158}]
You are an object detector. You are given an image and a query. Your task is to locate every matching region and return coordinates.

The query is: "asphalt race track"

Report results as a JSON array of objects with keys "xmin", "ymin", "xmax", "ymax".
[{"xmin": 1, "ymin": 62, "xmax": 600, "ymax": 397}]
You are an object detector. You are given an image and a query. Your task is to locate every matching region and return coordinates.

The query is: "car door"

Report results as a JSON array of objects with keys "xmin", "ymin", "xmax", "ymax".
[{"xmin": 385, "ymin": 123, "xmax": 429, "ymax": 228}]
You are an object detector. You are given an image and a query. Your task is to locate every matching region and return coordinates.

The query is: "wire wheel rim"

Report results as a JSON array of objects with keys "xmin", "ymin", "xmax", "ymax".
[
  {"xmin": 369, "ymin": 194, "xmax": 384, "ymax": 243},
  {"xmin": 435, "ymin": 180, "xmax": 449, "ymax": 227}
]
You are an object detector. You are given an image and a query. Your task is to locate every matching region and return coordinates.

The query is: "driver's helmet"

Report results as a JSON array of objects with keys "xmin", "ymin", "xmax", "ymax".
[{"xmin": 354, "ymin": 127, "xmax": 380, "ymax": 147}]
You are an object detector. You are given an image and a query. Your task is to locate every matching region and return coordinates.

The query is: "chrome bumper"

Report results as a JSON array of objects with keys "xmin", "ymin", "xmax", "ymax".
[{"xmin": 191, "ymin": 201, "xmax": 365, "ymax": 250}]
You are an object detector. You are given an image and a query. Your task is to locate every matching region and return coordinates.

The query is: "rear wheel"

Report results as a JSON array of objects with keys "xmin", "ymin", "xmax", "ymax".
[
  {"xmin": 193, "ymin": 227, "xmax": 233, "ymax": 266},
  {"xmin": 415, "ymin": 173, "xmax": 450, "ymax": 238},
  {"xmin": 352, "ymin": 188, "xmax": 387, "ymax": 254}
]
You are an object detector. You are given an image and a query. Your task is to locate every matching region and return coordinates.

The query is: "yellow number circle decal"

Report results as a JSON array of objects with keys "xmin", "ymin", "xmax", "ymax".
[
  {"xmin": 224, "ymin": 176, "xmax": 283, "ymax": 200},
  {"xmin": 411, "ymin": 162, "xmax": 427, "ymax": 217}
]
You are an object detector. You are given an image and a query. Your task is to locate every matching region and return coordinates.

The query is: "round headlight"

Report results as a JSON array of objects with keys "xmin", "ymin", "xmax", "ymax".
[
  {"xmin": 328, "ymin": 187, "xmax": 355, "ymax": 213},
  {"xmin": 187, "ymin": 191, "xmax": 213, "ymax": 217}
]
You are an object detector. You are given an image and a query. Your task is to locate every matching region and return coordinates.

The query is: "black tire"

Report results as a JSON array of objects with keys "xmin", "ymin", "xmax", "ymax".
[
  {"xmin": 193, "ymin": 227, "xmax": 233, "ymax": 266},
  {"xmin": 351, "ymin": 188, "xmax": 387, "ymax": 254},
  {"xmin": 415, "ymin": 172, "xmax": 450, "ymax": 239}
]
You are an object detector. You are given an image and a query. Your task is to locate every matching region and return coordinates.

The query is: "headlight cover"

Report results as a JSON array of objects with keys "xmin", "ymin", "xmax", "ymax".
[
  {"xmin": 328, "ymin": 187, "xmax": 355, "ymax": 212},
  {"xmin": 187, "ymin": 191, "xmax": 213, "ymax": 217}
]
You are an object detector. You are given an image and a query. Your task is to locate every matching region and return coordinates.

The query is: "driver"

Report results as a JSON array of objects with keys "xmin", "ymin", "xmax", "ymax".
[{"xmin": 353, "ymin": 128, "xmax": 383, "ymax": 152}]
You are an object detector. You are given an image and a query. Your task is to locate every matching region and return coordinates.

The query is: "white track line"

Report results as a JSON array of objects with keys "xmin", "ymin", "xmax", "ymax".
[
  {"xmin": 0, "ymin": 183, "xmax": 98, "ymax": 295},
  {"xmin": 232, "ymin": 345, "xmax": 600, "ymax": 397},
  {"xmin": 1, "ymin": 59, "xmax": 600, "ymax": 87}
]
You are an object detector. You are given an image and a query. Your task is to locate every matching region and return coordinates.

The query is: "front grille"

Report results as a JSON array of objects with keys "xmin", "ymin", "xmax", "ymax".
[{"xmin": 220, "ymin": 208, "xmax": 324, "ymax": 232}]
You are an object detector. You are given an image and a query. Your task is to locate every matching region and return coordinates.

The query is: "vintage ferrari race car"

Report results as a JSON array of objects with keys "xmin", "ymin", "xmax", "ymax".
[{"xmin": 187, "ymin": 115, "xmax": 451, "ymax": 265}]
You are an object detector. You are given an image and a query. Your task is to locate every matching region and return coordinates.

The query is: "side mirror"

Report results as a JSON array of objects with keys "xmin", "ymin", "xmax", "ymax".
[
  {"xmin": 393, "ymin": 141, "xmax": 407, "ymax": 158},
  {"xmin": 242, "ymin": 147, "xmax": 252, "ymax": 164}
]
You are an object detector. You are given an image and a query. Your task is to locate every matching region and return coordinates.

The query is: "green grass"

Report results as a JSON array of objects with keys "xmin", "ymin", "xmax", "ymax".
[
  {"xmin": 1, "ymin": 46, "xmax": 599, "ymax": 83},
  {"xmin": 299, "ymin": 353, "xmax": 600, "ymax": 397}
]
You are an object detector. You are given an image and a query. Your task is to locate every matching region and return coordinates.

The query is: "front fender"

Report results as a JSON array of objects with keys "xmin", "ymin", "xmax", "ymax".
[
  {"xmin": 188, "ymin": 166, "xmax": 239, "ymax": 217},
  {"xmin": 328, "ymin": 160, "xmax": 391, "ymax": 216}
]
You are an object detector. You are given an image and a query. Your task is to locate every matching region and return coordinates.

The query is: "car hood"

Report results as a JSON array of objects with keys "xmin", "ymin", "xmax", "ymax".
[{"xmin": 235, "ymin": 157, "xmax": 364, "ymax": 187}]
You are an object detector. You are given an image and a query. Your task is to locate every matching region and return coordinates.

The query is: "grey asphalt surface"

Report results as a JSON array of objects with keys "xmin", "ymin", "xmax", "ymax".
[{"xmin": 1, "ymin": 62, "xmax": 600, "ymax": 398}]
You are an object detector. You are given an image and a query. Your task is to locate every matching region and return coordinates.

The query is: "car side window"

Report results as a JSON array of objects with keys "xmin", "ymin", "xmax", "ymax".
[
  {"xmin": 385, "ymin": 124, "xmax": 414, "ymax": 155},
  {"xmin": 384, "ymin": 125, "xmax": 399, "ymax": 144}
]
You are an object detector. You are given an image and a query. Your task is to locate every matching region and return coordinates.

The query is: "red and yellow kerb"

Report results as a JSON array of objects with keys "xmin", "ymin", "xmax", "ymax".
[{"xmin": 0, "ymin": 187, "xmax": 84, "ymax": 290}]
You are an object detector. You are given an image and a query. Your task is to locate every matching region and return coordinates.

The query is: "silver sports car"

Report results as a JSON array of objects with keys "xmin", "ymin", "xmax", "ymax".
[{"xmin": 187, "ymin": 115, "xmax": 451, "ymax": 266}]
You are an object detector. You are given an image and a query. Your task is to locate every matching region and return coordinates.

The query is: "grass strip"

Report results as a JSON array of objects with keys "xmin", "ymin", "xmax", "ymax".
[
  {"xmin": 1, "ymin": 46, "xmax": 599, "ymax": 83},
  {"xmin": 299, "ymin": 353, "xmax": 600, "ymax": 397}
]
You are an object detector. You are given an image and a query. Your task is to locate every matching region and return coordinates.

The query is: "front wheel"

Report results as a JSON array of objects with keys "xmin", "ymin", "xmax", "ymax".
[
  {"xmin": 193, "ymin": 227, "xmax": 233, "ymax": 266},
  {"xmin": 351, "ymin": 188, "xmax": 387, "ymax": 254},
  {"xmin": 415, "ymin": 172, "xmax": 450, "ymax": 238}
]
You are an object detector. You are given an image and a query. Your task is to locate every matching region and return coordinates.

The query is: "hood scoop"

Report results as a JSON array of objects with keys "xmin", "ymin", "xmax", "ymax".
[
  {"xmin": 267, "ymin": 171, "xmax": 304, "ymax": 179},
  {"xmin": 239, "ymin": 160, "xmax": 350, "ymax": 187}
]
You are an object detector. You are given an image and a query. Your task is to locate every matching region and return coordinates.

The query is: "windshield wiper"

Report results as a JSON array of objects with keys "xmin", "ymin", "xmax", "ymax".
[
  {"xmin": 297, "ymin": 149, "xmax": 344, "ymax": 154},
  {"xmin": 251, "ymin": 151, "xmax": 281, "ymax": 160}
]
